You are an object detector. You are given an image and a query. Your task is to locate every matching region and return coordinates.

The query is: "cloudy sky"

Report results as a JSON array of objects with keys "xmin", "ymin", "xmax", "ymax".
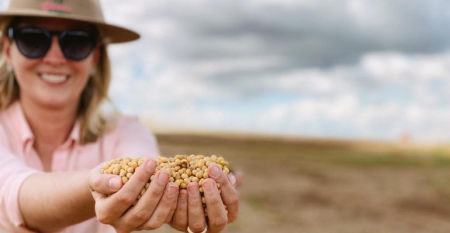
[{"xmin": 3, "ymin": 0, "xmax": 450, "ymax": 142}]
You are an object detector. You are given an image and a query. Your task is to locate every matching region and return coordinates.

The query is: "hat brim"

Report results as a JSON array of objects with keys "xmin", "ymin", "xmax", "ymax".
[{"xmin": 0, "ymin": 9, "xmax": 140, "ymax": 44}]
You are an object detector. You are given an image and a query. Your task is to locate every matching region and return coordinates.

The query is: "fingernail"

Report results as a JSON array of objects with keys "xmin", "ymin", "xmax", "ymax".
[
  {"xmin": 180, "ymin": 190, "xmax": 188, "ymax": 201},
  {"xmin": 109, "ymin": 178, "xmax": 121, "ymax": 191},
  {"xmin": 158, "ymin": 171, "xmax": 170, "ymax": 185},
  {"xmin": 229, "ymin": 173, "xmax": 237, "ymax": 187},
  {"xmin": 210, "ymin": 165, "xmax": 221, "ymax": 178},
  {"xmin": 166, "ymin": 183, "xmax": 178, "ymax": 198},
  {"xmin": 147, "ymin": 160, "xmax": 156, "ymax": 172},
  {"xmin": 203, "ymin": 180, "xmax": 214, "ymax": 192},
  {"xmin": 188, "ymin": 184, "xmax": 199, "ymax": 197}
]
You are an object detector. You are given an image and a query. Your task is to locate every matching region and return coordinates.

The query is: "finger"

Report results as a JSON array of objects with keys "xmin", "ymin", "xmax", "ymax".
[
  {"xmin": 208, "ymin": 164, "xmax": 239, "ymax": 222},
  {"xmin": 203, "ymin": 179, "xmax": 228, "ymax": 232},
  {"xmin": 91, "ymin": 190, "xmax": 106, "ymax": 203},
  {"xmin": 165, "ymin": 189, "xmax": 179, "ymax": 223},
  {"xmin": 233, "ymin": 171, "xmax": 244, "ymax": 188},
  {"xmin": 92, "ymin": 190, "xmax": 116, "ymax": 225},
  {"xmin": 89, "ymin": 163, "xmax": 122, "ymax": 194},
  {"xmin": 105, "ymin": 159, "xmax": 157, "ymax": 220},
  {"xmin": 171, "ymin": 189, "xmax": 188, "ymax": 231},
  {"xmin": 140, "ymin": 182, "xmax": 179, "ymax": 230},
  {"xmin": 228, "ymin": 171, "xmax": 244, "ymax": 188},
  {"xmin": 187, "ymin": 183, "xmax": 207, "ymax": 233},
  {"xmin": 121, "ymin": 169, "xmax": 171, "ymax": 229},
  {"xmin": 227, "ymin": 173, "xmax": 237, "ymax": 188}
]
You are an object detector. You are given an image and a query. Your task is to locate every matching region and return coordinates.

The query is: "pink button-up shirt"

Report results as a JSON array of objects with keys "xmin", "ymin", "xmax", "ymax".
[{"xmin": 0, "ymin": 101, "xmax": 159, "ymax": 233}]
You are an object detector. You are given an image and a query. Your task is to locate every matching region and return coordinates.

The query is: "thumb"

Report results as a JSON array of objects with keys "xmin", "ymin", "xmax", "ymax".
[{"xmin": 89, "ymin": 162, "xmax": 123, "ymax": 195}]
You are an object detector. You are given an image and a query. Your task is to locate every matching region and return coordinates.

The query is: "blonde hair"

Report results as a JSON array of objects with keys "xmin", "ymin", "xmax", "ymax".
[{"xmin": 0, "ymin": 17, "xmax": 121, "ymax": 145}]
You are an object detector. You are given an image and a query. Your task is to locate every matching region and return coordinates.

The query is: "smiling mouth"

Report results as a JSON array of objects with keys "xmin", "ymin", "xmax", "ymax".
[{"xmin": 38, "ymin": 73, "xmax": 70, "ymax": 84}]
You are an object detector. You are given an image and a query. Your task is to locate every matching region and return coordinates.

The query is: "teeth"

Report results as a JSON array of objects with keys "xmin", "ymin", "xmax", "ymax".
[{"xmin": 40, "ymin": 74, "xmax": 68, "ymax": 83}]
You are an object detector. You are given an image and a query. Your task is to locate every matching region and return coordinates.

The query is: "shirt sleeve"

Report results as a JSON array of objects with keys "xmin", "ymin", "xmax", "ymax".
[
  {"xmin": 0, "ymin": 145, "xmax": 40, "ymax": 233},
  {"xmin": 114, "ymin": 116, "xmax": 160, "ymax": 160}
]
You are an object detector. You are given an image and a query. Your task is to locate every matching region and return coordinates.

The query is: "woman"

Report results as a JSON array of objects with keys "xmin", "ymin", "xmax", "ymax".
[{"xmin": 0, "ymin": 0, "xmax": 241, "ymax": 233}]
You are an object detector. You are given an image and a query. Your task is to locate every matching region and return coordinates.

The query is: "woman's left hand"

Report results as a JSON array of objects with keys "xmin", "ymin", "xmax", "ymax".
[{"xmin": 169, "ymin": 164, "xmax": 242, "ymax": 232}]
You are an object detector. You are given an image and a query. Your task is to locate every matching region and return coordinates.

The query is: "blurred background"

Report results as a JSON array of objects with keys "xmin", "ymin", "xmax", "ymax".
[
  {"xmin": 5, "ymin": 0, "xmax": 450, "ymax": 232},
  {"xmin": 103, "ymin": 0, "xmax": 450, "ymax": 143}
]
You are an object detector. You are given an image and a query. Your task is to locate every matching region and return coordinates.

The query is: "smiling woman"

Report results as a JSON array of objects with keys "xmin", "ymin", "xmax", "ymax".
[
  {"xmin": 0, "ymin": 16, "xmax": 113, "ymax": 144},
  {"xmin": 0, "ymin": 0, "xmax": 241, "ymax": 233}
]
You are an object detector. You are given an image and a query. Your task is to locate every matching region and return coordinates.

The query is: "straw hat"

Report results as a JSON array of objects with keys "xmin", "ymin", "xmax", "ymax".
[{"xmin": 0, "ymin": 0, "xmax": 140, "ymax": 44}]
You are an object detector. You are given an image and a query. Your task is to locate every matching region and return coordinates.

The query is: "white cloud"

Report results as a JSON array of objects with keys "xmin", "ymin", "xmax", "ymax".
[
  {"xmin": 185, "ymin": 56, "xmax": 285, "ymax": 77},
  {"xmin": 361, "ymin": 52, "xmax": 450, "ymax": 83}
]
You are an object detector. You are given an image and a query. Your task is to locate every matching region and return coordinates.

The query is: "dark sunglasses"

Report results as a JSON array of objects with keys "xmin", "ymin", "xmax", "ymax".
[{"xmin": 8, "ymin": 26, "xmax": 99, "ymax": 61}]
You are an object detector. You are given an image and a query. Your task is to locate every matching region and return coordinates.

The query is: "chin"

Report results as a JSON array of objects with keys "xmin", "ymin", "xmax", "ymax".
[{"xmin": 35, "ymin": 96, "xmax": 76, "ymax": 109}]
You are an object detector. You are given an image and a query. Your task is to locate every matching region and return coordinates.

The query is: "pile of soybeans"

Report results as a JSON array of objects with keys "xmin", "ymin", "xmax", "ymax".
[{"xmin": 101, "ymin": 155, "xmax": 231, "ymax": 217}]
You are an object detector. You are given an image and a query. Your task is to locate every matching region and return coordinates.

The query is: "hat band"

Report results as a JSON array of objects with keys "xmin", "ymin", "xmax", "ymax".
[
  {"xmin": 9, "ymin": 0, "xmax": 104, "ymax": 22},
  {"xmin": 41, "ymin": 2, "xmax": 72, "ymax": 14}
]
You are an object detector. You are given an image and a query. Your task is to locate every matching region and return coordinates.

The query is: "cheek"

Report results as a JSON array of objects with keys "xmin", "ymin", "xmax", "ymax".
[
  {"xmin": 73, "ymin": 61, "xmax": 93, "ymax": 84},
  {"xmin": 11, "ymin": 56, "xmax": 40, "ymax": 87},
  {"xmin": 70, "ymin": 60, "xmax": 96, "ymax": 97},
  {"xmin": 10, "ymin": 46, "xmax": 39, "ymax": 74}
]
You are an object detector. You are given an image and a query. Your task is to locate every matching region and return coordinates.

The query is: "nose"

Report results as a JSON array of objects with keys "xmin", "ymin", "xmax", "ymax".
[{"xmin": 42, "ymin": 35, "xmax": 67, "ymax": 66}]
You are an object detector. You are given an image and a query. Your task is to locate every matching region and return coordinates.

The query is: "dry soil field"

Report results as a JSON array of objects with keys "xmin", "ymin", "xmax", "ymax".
[{"xmin": 145, "ymin": 134, "xmax": 450, "ymax": 233}]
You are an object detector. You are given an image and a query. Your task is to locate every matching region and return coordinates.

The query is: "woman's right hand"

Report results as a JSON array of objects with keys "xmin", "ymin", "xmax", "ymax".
[{"xmin": 89, "ymin": 159, "xmax": 179, "ymax": 233}]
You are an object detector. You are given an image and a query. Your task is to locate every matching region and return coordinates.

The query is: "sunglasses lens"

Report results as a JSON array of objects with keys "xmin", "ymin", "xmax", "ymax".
[
  {"xmin": 60, "ymin": 31, "xmax": 95, "ymax": 60},
  {"xmin": 15, "ymin": 28, "xmax": 50, "ymax": 58}
]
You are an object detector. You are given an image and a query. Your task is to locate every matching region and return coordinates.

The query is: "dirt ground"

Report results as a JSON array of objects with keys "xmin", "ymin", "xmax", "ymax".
[{"xmin": 146, "ymin": 134, "xmax": 450, "ymax": 233}]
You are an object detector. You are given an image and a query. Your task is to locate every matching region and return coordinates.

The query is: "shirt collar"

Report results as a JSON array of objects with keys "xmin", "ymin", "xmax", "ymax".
[
  {"xmin": 8, "ymin": 101, "xmax": 34, "ymax": 145},
  {"xmin": 8, "ymin": 100, "xmax": 81, "ymax": 147},
  {"xmin": 69, "ymin": 119, "xmax": 81, "ymax": 143}
]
